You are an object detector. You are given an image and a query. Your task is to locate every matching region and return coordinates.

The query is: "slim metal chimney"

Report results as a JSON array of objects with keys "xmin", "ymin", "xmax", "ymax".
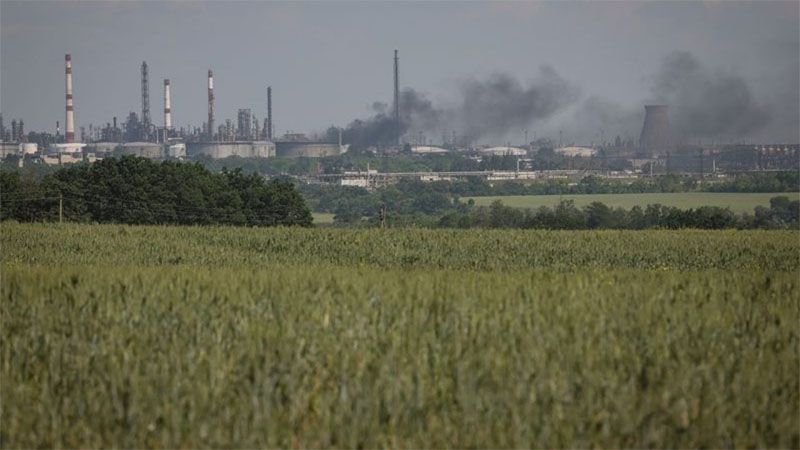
[
  {"xmin": 141, "ymin": 61, "xmax": 151, "ymax": 140},
  {"xmin": 639, "ymin": 105, "xmax": 671, "ymax": 157},
  {"xmin": 393, "ymin": 49, "xmax": 400, "ymax": 145},
  {"xmin": 164, "ymin": 79, "xmax": 172, "ymax": 130},
  {"xmin": 267, "ymin": 86, "xmax": 273, "ymax": 141},
  {"xmin": 207, "ymin": 70, "xmax": 215, "ymax": 141},
  {"xmin": 65, "ymin": 54, "xmax": 75, "ymax": 143}
]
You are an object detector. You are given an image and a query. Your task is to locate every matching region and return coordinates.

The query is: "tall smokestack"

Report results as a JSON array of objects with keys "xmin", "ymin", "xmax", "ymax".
[
  {"xmin": 208, "ymin": 70, "xmax": 215, "ymax": 141},
  {"xmin": 164, "ymin": 79, "xmax": 172, "ymax": 130},
  {"xmin": 393, "ymin": 49, "xmax": 400, "ymax": 145},
  {"xmin": 639, "ymin": 105, "xmax": 671, "ymax": 157},
  {"xmin": 65, "ymin": 54, "xmax": 75, "ymax": 143},
  {"xmin": 267, "ymin": 86, "xmax": 273, "ymax": 141},
  {"xmin": 141, "ymin": 61, "xmax": 151, "ymax": 140}
]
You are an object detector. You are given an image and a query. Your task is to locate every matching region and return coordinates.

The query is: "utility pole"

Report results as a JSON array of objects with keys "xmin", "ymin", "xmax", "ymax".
[{"xmin": 59, "ymin": 193, "xmax": 63, "ymax": 223}]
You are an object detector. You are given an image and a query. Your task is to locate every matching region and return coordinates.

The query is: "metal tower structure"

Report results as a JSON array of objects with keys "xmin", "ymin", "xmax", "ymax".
[
  {"xmin": 267, "ymin": 86, "xmax": 273, "ymax": 141},
  {"xmin": 207, "ymin": 70, "xmax": 215, "ymax": 141},
  {"xmin": 141, "ymin": 61, "xmax": 151, "ymax": 141},
  {"xmin": 393, "ymin": 49, "xmax": 400, "ymax": 145}
]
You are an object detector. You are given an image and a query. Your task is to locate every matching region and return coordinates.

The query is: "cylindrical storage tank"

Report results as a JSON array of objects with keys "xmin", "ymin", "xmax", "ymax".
[
  {"xmin": 118, "ymin": 142, "xmax": 163, "ymax": 159},
  {"xmin": 85, "ymin": 142, "xmax": 119, "ymax": 155},
  {"xmin": 275, "ymin": 141, "xmax": 341, "ymax": 158},
  {"xmin": 167, "ymin": 143, "xmax": 186, "ymax": 158},
  {"xmin": 187, "ymin": 142, "xmax": 274, "ymax": 159},
  {"xmin": 0, "ymin": 143, "xmax": 20, "ymax": 158},
  {"xmin": 48, "ymin": 143, "xmax": 86, "ymax": 154},
  {"xmin": 20, "ymin": 143, "xmax": 38, "ymax": 154}
]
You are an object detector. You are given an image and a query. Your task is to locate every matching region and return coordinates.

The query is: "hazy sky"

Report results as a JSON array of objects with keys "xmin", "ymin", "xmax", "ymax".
[{"xmin": 1, "ymin": 1, "xmax": 798, "ymax": 144}]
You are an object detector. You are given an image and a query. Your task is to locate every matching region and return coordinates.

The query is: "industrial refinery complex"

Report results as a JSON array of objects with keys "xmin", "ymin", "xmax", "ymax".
[
  {"xmin": 0, "ymin": 53, "xmax": 348, "ymax": 163},
  {"xmin": 0, "ymin": 51, "xmax": 797, "ymax": 181}
]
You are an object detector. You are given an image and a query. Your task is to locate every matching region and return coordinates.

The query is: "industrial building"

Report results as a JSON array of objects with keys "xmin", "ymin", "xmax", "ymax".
[{"xmin": 3, "ymin": 51, "xmax": 796, "ymax": 179}]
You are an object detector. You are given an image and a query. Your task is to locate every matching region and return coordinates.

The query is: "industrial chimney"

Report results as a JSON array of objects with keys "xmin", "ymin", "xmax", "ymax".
[
  {"xmin": 207, "ymin": 70, "xmax": 215, "ymax": 141},
  {"xmin": 638, "ymin": 105, "xmax": 671, "ymax": 157},
  {"xmin": 393, "ymin": 49, "xmax": 400, "ymax": 145},
  {"xmin": 141, "ymin": 62, "xmax": 152, "ymax": 142},
  {"xmin": 65, "ymin": 54, "xmax": 75, "ymax": 143},
  {"xmin": 164, "ymin": 79, "xmax": 172, "ymax": 130},
  {"xmin": 267, "ymin": 86, "xmax": 273, "ymax": 141}
]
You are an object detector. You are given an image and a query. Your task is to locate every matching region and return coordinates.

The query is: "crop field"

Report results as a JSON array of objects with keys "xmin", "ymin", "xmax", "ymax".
[
  {"xmin": 2, "ymin": 223, "xmax": 798, "ymax": 448},
  {"xmin": 465, "ymin": 191, "xmax": 800, "ymax": 213},
  {"xmin": 312, "ymin": 212, "xmax": 336, "ymax": 224}
]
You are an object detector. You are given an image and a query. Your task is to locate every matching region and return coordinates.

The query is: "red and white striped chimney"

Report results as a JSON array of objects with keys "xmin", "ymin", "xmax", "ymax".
[
  {"xmin": 207, "ymin": 70, "xmax": 214, "ymax": 140},
  {"xmin": 164, "ymin": 79, "xmax": 172, "ymax": 130},
  {"xmin": 65, "ymin": 54, "xmax": 75, "ymax": 143}
]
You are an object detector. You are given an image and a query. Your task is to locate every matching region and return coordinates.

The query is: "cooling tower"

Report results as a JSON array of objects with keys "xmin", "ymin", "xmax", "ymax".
[{"xmin": 638, "ymin": 105, "xmax": 671, "ymax": 157}]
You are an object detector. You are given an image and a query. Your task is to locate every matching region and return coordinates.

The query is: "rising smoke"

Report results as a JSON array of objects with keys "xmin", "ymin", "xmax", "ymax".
[
  {"xmin": 651, "ymin": 51, "xmax": 771, "ymax": 141},
  {"xmin": 341, "ymin": 51, "xmax": 781, "ymax": 148},
  {"xmin": 341, "ymin": 66, "xmax": 578, "ymax": 148},
  {"xmin": 563, "ymin": 50, "xmax": 776, "ymax": 145}
]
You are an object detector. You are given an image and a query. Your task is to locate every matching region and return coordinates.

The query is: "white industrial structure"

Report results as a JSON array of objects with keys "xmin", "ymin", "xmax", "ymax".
[
  {"xmin": 411, "ymin": 145, "xmax": 449, "ymax": 154},
  {"xmin": 555, "ymin": 146, "xmax": 598, "ymax": 157},
  {"xmin": 479, "ymin": 146, "xmax": 528, "ymax": 156},
  {"xmin": 64, "ymin": 54, "xmax": 75, "ymax": 143}
]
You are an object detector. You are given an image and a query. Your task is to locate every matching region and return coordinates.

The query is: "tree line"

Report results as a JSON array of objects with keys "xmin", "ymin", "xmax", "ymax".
[
  {"xmin": 0, "ymin": 156, "xmax": 312, "ymax": 226},
  {"xmin": 298, "ymin": 171, "xmax": 799, "ymax": 225},
  {"xmin": 436, "ymin": 197, "xmax": 799, "ymax": 230}
]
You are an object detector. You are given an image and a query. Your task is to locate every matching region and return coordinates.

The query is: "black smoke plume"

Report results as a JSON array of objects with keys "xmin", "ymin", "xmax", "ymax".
[
  {"xmin": 651, "ymin": 51, "xmax": 770, "ymax": 141},
  {"xmin": 567, "ymin": 51, "xmax": 774, "ymax": 145},
  {"xmin": 341, "ymin": 67, "xmax": 578, "ymax": 148}
]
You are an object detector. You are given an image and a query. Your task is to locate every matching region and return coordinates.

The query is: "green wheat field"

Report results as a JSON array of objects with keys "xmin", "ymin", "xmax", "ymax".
[{"xmin": 1, "ymin": 223, "xmax": 798, "ymax": 447}]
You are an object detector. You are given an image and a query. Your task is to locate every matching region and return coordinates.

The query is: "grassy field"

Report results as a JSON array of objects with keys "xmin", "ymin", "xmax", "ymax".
[
  {"xmin": 312, "ymin": 212, "xmax": 335, "ymax": 224},
  {"xmin": 465, "ymin": 192, "xmax": 800, "ymax": 213},
  {"xmin": 2, "ymin": 223, "xmax": 798, "ymax": 447}
]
